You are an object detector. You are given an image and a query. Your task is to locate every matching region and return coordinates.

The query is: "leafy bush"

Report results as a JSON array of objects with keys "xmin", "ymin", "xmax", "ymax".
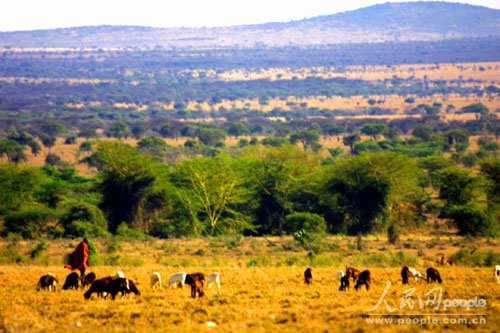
[
  {"xmin": 28, "ymin": 241, "xmax": 48, "ymax": 258},
  {"xmin": 116, "ymin": 222, "xmax": 146, "ymax": 239},
  {"xmin": 286, "ymin": 213, "xmax": 327, "ymax": 234},
  {"xmin": 450, "ymin": 248, "xmax": 500, "ymax": 267},
  {"xmin": 0, "ymin": 248, "xmax": 24, "ymax": 264},
  {"xmin": 64, "ymin": 220, "xmax": 110, "ymax": 238},
  {"xmin": 448, "ymin": 204, "xmax": 499, "ymax": 237},
  {"xmin": 293, "ymin": 230, "xmax": 328, "ymax": 254},
  {"xmin": 352, "ymin": 251, "xmax": 417, "ymax": 267},
  {"xmin": 387, "ymin": 224, "xmax": 399, "ymax": 244},
  {"xmin": 3, "ymin": 207, "xmax": 57, "ymax": 239}
]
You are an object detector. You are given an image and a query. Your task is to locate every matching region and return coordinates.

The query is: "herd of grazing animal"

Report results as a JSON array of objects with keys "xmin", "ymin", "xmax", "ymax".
[
  {"xmin": 36, "ymin": 270, "xmax": 221, "ymax": 300},
  {"xmin": 36, "ymin": 263, "xmax": 499, "ymax": 300}
]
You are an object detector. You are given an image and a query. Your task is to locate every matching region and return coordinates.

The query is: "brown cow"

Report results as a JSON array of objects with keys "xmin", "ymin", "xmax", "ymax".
[
  {"xmin": 304, "ymin": 268, "xmax": 313, "ymax": 285},
  {"xmin": 354, "ymin": 270, "xmax": 371, "ymax": 291},
  {"xmin": 84, "ymin": 277, "xmax": 113, "ymax": 299}
]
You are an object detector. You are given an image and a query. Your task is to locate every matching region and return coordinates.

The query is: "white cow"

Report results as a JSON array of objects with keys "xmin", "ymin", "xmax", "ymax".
[
  {"xmin": 169, "ymin": 272, "xmax": 187, "ymax": 288},
  {"xmin": 336, "ymin": 270, "xmax": 345, "ymax": 281},
  {"xmin": 408, "ymin": 267, "xmax": 426, "ymax": 282},
  {"xmin": 151, "ymin": 272, "xmax": 162, "ymax": 290},
  {"xmin": 495, "ymin": 265, "xmax": 500, "ymax": 284},
  {"xmin": 207, "ymin": 272, "xmax": 220, "ymax": 289}
]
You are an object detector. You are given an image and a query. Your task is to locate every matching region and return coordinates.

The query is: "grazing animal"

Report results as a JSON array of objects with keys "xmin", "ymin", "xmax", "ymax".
[
  {"xmin": 84, "ymin": 277, "xmax": 113, "ymax": 299},
  {"xmin": 354, "ymin": 270, "xmax": 371, "ymax": 291},
  {"xmin": 81, "ymin": 272, "xmax": 96, "ymax": 289},
  {"xmin": 207, "ymin": 272, "xmax": 220, "ymax": 289},
  {"xmin": 336, "ymin": 270, "xmax": 345, "ymax": 281},
  {"xmin": 190, "ymin": 278, "xmax": 205, "ymax": 298},
  {"xmin": 345, "ymin": 266, "xmax": 360, "ymax": 282},
  {"xmin": 408, "ymin": 267, "xmax": 426, "ymax": 282},
  {"xmin": 401, "ymin": 266, "xmax": 411, "ymax": 284},
  {"xmin": 185, "ymin": 273, "xmax": 205, "ymax": 286},
  {"xmin": 426, "ymin": 268, "xmax": 442, "ymax": 284},
  {"xmin": 36, "ymin": 273, "xmax": 58, "ymax": 292},
  {"xmin": 495, "ymin": 265, "xmax": 500, "ymax": 284},
  {"xmin": 151, "ymin": 272, "xmax": 162, "ymax": 290},
  {"xmin": 185, "ymin": 273, "xmax": 205, "ymax": 298},
  {"xmin": 63, "ymin": 272, "xmax": 80, "ymax": 290},
  {"xmin": 339, "ymin": 275, "xmax": 350, "ymax": 291},
  {"xmin": 169, "ymin": 272, "xmax": 187, "ymax": 288},
  {"xmin": 107, "ymin": 278, "xmax": 141, "ymax": 300},
  {"xmin": 113, "ymin": 271, "xmax": 125, "ymax": 279},
  {"xmin": 304, "ymin": 268, "xmax": 313, "ymax": 285}
]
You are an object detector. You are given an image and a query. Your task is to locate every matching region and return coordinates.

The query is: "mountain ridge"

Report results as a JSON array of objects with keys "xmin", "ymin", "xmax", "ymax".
[{"xmin": 0, "ymin": 1, "xmax": 499, "ymax": 49}]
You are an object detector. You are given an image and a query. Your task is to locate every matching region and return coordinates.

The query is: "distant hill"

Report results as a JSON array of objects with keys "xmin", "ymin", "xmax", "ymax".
[{"xmin": 0, "ymin": 1, "xmax": 499, "ymax": 49}]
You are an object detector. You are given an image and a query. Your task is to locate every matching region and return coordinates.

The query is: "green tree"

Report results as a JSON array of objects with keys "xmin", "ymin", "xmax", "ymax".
[
  {"xmin": 436, "ymin": 167, "xmax": 479, "ymax": 216},
  {"xmin": 246, "ymin": 145, "xmax": 322, "ymax": 235},
  {"xmin": 228, "ymin": 122, "xmax": 249, "ymax": 138},
  {"xmin": 321, "ymin": 152, "xmax": 422, "ymax": 234},
  {"xmin": 196, "ymin": 128, "xmax": 226, "ymax": 146},
  {"xmin": 92, "ymin": 142, "xmax": 169, "ymax": 232},
  {"xmin": 360, "ymin": 123, "xmax": 388, "ymax": 140},
  {"xmin": 171, "ymin": 155, "xmax": 253, "ymax": 235},
  {"xmin": 38, "ymin": 133, "xmax": 56, "ymax": 153},
  {"xmin": 0, "ymin": 139, "xmax": 27, "ymax": 163},
  {"xmin": 290, "ymin": 130, "xmax": 321, "ymax": 151},
  {"xmin": 105, "ymin": 121, "xmax": 129, "ymax": 138},
  {"xmin": 343, "ymin": 134, "xmax": 360, "ymax": 155}
]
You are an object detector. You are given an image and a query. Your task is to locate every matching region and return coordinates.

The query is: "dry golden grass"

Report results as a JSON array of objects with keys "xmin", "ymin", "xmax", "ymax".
[{"xmin": 1, "ymin": 236, "xmax": 499, "ymax": 332}]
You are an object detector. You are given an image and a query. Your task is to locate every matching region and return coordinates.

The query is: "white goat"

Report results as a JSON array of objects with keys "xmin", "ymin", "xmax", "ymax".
[
  {"xmin": 113, "ymin": 271, "xmax": 125, "ymax": 279},
  {"xmin": 207, "ymin": 272, "xmax": 220, "ymax": 289},
  {"xmin": 336, "ymin": 270, "xmax": 345, "ymax": 281},
  {"xmin": 169, "ymin": 272, "xmax": 187, "ymax": 288},
  {"xmin": 408, "ymin": 267, "xmax": 426, "ymax": 282},
  {"xmin": 495, "ymin": 265, "xmax": 500, "ymax": 284},
  {"xmin": 151, "ymin": 272, "xmax": 162, "ymax": 290}
]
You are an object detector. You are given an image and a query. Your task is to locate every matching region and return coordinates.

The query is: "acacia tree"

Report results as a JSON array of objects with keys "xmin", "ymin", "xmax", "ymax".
[
  {"xmin": 92, "ymin": 141, "xmax": 169, "ymax": 232},
  {"xmin": 321, "ymin": 152, "xmax": 423, "ymax": 234},
  {"xmin": 171, "ymin": 155, "xmax": 253, "ymax": 235},
  {"xmin": 245, "ymin": 145, "xmax": 323, "ymax": 235}
]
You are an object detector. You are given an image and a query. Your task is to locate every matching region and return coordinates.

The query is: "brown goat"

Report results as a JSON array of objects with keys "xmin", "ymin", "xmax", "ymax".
[
  {"xmin": 401, "ymin": 266, "xmax": 411, "ymax": 284},
  {"xmin": 339, "ymin": 275, "xmax": 350, "ymax": 291},
  {"xmin": 82, "ymin": 272, "xmax": 96, "ymax": 290},
  {"xmin": 84, "ymin": 277, "xmax": 113, "ymax": 299},
  {"xmin": 36, "ymin": 273, "xmax": 58, "ymax": 292},
  {"xmin": 345, "ymin": 266, "xmax": 360, "ymax": 282},
  {"xmin": 63, "ymin": 272, "xmax": 80, "ymax": 290},
  {"xmin": 304, "ymin": 268, "xmax": 313, "ymax": 285},
  {"xmin": 354, "ymin": 270, "xmax": 371, "ymax": 291},
  {"xmin": 426, "ymin": 267, "xmax": 442, "ymax": 284}
]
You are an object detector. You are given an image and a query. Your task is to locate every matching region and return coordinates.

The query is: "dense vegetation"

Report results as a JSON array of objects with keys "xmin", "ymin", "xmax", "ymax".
[{"xmin": 1, "ymin": 130, "xmax": 499, "ymax": 241}]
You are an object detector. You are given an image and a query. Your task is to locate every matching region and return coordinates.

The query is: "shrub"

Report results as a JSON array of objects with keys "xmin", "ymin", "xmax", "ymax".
[
  {"xmin": 286, "ymin": 213, "xmax": 327, "ymax": 234},
  {"xmin": 450, "ymin": 248, "xmax": 500, "ymax": 267},
  {"xmin": 0, "ymin": 248, "xmax": 24, "ymax": 264},
  {"xmin": 28, "ymin": 241, "xmax": 48, "ymax": 259},
  {"xmin": 64, "ymin": 220, "xmax": 110, "ymax": 238},
  {"xmin": 293, "ymin": 230, "xmax": 328, "ymax": 254},
  {"xmin": 116, "ymin": 222, "xmax": 146, "ymax": 239},
  {"xmin": 448, "ymin": 204, "xmax": 499, "ymax": 237},
  {"xmin": 387, "ymin": 224, "xmax": 399, "ymax": 244},
  {"xmin": 3, "ymin": 207, "xmax": 57, "ymax": 239}
]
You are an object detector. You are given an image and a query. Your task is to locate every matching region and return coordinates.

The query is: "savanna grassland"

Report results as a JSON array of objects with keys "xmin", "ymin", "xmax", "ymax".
[{"xmin": 1, "ymin": 236, "xmax": 500, "ymax": 332}]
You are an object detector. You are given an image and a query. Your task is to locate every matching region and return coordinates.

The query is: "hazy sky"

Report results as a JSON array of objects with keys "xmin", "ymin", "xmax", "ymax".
[{"xmin": 0, "ymin": 0, "xmax": 499, "ymax": 31}]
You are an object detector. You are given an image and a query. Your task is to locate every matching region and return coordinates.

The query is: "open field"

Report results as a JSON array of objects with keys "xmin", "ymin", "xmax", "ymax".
[{"xmin": 1, "ymin": 236, "xmax": 499, "ymax": 332}]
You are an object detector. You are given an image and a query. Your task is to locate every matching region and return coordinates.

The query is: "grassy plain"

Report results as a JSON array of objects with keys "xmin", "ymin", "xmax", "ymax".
[{"xmin": 0, "ymin": 236, "xmax": 499, "ymax": 332}]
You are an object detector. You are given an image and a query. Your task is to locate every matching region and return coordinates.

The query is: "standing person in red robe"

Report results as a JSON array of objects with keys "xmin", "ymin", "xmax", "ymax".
[{"xmin": 64, "ymin": 238, "xmax": 89, "ymax": 276}]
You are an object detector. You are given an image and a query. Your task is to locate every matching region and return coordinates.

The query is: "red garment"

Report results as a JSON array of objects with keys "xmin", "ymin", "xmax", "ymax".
[{"xmin": 64, "ymin": 241, "xmax": 88, "ymax": 272}]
